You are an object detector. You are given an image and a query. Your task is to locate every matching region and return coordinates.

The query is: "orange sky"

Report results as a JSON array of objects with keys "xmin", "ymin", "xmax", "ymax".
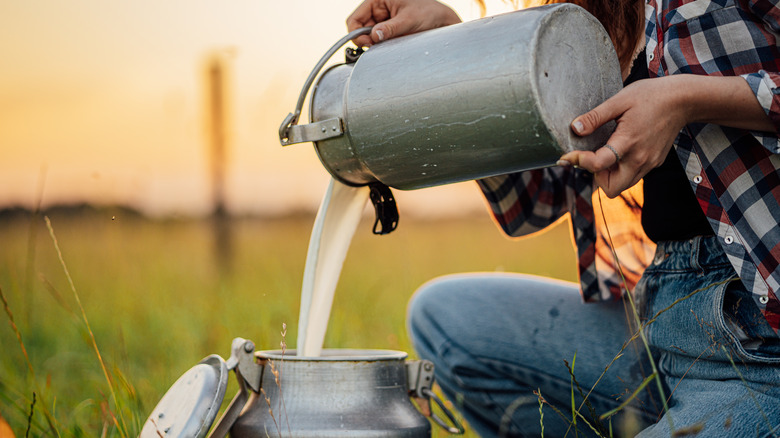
[{"xmin": 0, "ymin": 0, "xmax": 516, "ymax": 218}]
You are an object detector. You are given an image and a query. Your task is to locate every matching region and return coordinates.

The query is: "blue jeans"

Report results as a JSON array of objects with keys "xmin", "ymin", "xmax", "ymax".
[{"xmin": 407, "ymin": 236, "xmax": 780, "ymax": 437}]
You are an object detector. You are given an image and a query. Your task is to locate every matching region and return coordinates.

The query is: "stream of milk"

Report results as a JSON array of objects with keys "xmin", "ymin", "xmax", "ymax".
[{"xmin": 297, "ymin": 178, "xmax": 369, "ymax": 357}]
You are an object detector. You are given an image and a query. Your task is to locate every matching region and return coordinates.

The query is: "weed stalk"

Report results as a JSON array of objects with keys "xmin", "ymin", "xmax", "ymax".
[
  {"xmin": 596, "ymin": 191, "xmax": 672, "ymax": 432},
  {"xmin": 538, "ymin": 389, "xmax": 544, "ymax": 438},
  {"xmin": 279, "ymin": 323, "xmax": 291, "ymax": 436},
  {"xmin": 45, "ymin": 216, "xmax": 129, "ymax": 437},
  {"xmin": 722, "ymin": 345, "xmax": 776, "ymax": 436},
  {"xmin": 25, "ymin": 392, "xmax": 35, "ymax": 438},
  {"xmin": 0, "ymin": 284, "xmax": 61, "ymax": 436}
]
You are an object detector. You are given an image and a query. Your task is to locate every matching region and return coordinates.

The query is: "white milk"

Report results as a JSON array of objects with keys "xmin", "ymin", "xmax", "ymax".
[{"xmin": 297, "ymin": 178, "xmax": 369, "ymax": 357}]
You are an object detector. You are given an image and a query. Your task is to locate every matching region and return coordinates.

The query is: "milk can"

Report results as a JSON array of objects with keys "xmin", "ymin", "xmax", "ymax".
[
  {"xmin": 140, "ymin": 338, "xmax": 463, "ymax": 437},
  {"xmin": 279, "ymin": 3, "xmax": 622, "ymax": 190}
]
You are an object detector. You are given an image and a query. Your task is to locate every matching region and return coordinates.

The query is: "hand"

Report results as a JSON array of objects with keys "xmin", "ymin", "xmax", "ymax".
[
  {"xmin": 560, "ymin": 76, "xmax": 691, "ymax": 198},
  {"xmin": 346, "ymin": 0, "xmax": 461, "ymax": 47},
  {"xmin": 560, "ymin": 74, "xmax": 774, "ymax": 198}
]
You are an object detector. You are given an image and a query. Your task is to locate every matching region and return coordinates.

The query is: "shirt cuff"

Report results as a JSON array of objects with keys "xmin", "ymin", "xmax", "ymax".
[{"xmin": 743, "ymin": 70, "xmax": 780, "ymax": 152}]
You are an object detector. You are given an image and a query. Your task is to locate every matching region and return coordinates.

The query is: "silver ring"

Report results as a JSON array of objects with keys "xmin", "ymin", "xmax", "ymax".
[{"xmin": 604, "ymin": 144, "xmax": 621, "ymax": 164}]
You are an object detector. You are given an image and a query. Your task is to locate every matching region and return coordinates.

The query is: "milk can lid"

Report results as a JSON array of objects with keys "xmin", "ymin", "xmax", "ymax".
[{"xmin": 139, "ymin": 354, "xmax": 229, "ymax": 438}]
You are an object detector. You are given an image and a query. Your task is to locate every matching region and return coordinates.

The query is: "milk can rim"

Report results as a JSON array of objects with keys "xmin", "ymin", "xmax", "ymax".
[{"xmin": 256, "ymin": 348, "xmax": 408, "ymax": 361}]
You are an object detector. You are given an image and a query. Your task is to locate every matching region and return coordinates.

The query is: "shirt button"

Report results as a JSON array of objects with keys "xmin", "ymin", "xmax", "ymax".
[
  {"xmin": 693, "ymin": 175, "xmax": 703, "ymax": 184},
  {"xmin": 760, "ymin": 295, "xmax": 770, "ymax": 304},
  {"xmin": 649, "ymin": 52, "xmax": 655, "ymax": 61},
  {"xmin": 724, "ymin": 236, "xmax": 734, "ymax": 244}
]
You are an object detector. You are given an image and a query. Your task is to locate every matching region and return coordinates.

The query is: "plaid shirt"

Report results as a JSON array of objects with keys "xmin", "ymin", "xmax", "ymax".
[{"xmin": 478, "ymin": 0, "xmax": 780, "ymax": 331}]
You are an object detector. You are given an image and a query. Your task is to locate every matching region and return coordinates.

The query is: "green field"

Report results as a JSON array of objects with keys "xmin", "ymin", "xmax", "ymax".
[{"xmin": 0, "ymin": 206, "xmax": 576, "ymax": 437}]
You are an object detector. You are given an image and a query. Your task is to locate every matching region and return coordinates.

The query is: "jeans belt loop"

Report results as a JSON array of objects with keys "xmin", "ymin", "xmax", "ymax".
[{"xmin": 690, "ymin": 235, "xmax": 703, "ymax": 272}]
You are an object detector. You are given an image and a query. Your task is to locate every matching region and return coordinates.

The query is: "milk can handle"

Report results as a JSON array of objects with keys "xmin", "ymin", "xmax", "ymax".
[
  {"xmin": 279, "ymin": 27, "xmax": 372, "ymax": 145},
  {"xmin": 423, "ymin": 387, "xmax": 466, "ymax": 434}
]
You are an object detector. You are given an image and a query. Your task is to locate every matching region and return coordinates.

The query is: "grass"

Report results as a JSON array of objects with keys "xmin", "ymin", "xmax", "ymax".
[{"xmin": 0, "ymin": 205, "xmax": 576, "ymax": 437}]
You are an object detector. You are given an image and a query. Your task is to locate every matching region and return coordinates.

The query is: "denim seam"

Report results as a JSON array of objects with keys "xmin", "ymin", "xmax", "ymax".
[{"xmin": 643, "ymin": 262, "xmax": 733, "ymax": 275}]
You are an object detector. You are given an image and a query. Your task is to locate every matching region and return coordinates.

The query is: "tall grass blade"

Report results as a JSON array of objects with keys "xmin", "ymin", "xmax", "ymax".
[
  {"xmin": 44, "ymin": 216, "xmax": 129, "ymax": 437},
  {"xmin": 599, "ymin": 372, "xmax": 656, "ymax": 420},
  {"xmin": 538, "ymin": 389, "xmax": 545, "ymax": 438},
  {"xmin": 565, "ymin": 359, "xmax": 607, "ymax": 437},
  {"xmin": 0, "ymin": 285, "xmax": 61, "ymax": 436},
  {"xmin": 25, "ymin": 392, "xmax": 35, "ymax": 438},
  {"xmin": 596, "ymin": 191, "xmax": 672, "ymax": 431},
  {"xmin": 0, "ymin": 287, "xmax": 35, "ymax": 381},
  {"xmin": 278, "ymin": 323, "xmax": 291, "ymax": 436},
  {"xmin": 570, "ymin": 354, "xmax": 577, "ymax": 437},
  {"xmin": 535, "ymin": 389, "xmax": 604, "ymax": 438},
  {"xmin": 24, "ymin": 165, "xmax": 47, "ymax": 329},
  {"xmin": 721, "ymin": 345, "xmax": 777, "ymax": 437}
]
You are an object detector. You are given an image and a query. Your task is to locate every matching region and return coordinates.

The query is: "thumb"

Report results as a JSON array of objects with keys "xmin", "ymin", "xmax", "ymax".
[
  {"xmin": 570, "ymin": 99, "xmax": 620, "ymax": 137},
  {"xmin": 371, "ymin": 15, "xmax": 412, "ymax": 42}
]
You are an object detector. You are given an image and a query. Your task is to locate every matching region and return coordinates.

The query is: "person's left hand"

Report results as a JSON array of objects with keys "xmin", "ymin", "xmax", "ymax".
[{"xmin": 560, "ymin": 76, "xmax": 689, "ymax": 198}]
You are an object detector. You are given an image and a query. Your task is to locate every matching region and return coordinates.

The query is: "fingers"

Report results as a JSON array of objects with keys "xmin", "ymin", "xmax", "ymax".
[
  {"xmin": 346, "ymin": 0, "xmax": 386, "ymax": 46},
  {"xmin": 346, "ymin": 0, "xmax": 461, "ymax": 47},
  {"xmin": 346, "ymin": 0, "xmax": 410, "ymax": 46},
  {"xmin": 592, "ymin": 165, "xmax": 643, "ymax": 199},
  {"xmin": 560, "ymin": 144, "xmax": 621, "ymax": 173},
  {"xmin": 349, "ymin": 16, "xmax": 406, "ymax": 47},
  {"xmin": 351, "ymin": 31, "xmax": 377, "ymax": 48},
  {"xmin": 352, "ymin": 33, "xmax": 376, "ymax": 48},
  {"xmin": 562, "ymin": 90, "xmax": 635, "ymax": 197},
  {"xmin": 560, "ymin": 145, "xmax": 634, "ymax": 198}
]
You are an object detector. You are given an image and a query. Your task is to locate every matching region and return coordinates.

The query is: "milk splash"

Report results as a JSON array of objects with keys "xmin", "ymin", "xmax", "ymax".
[{"xmin": 297, "ymin": 178, "xmax": 369, "ymax": 357}]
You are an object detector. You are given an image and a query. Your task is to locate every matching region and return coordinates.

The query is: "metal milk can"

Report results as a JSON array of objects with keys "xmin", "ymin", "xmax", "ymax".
[
  {"xmin": 140, "ymin": 338, "xmax": 464, "ymax": 437},
  {"xmin": 280, "ymin": 3, "xmax": 622, "ymax": 191}
]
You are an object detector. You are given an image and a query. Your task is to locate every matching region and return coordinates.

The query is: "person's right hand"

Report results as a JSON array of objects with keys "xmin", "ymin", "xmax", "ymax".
[{"xmin": 346, "ymin": 0, "xmax": 461, "ymax": 47}]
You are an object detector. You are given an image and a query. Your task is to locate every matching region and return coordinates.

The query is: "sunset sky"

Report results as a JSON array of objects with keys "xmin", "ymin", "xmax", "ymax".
[{"xmin": 0, "ymin": 0, "xmax": 517, "ymax": 218}]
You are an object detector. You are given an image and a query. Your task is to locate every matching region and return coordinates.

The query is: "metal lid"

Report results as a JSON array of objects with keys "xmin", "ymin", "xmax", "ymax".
[{"xmin": 140, "ymin": 355, "xmax": 228, "ymax": 438}]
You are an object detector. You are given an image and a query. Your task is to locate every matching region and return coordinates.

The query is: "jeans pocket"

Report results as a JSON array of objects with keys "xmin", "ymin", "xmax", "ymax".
[
  {"xmin": 717, "ymin": 278, "xmax": 780, "ymax": 364},
  {"xmin": 633, "ymin": 270, "xmax": 655, "ymax": 322}
]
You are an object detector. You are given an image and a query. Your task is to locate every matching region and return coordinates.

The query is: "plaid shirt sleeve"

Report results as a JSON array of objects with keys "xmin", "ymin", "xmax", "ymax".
[
  {"xmin": 478, "ymin": 167, "xmax": 656, "ymax": 303},
  {"xmin": 476, "ymin": 167, "xmax": 575, "ymax": 237},
  {"xmin": 741, "ymin": 0, "xmax": 780, "ymax": 146},
  {"xmin": 743, "ymin": 71, "xmax": 780, "ymax": 151}
]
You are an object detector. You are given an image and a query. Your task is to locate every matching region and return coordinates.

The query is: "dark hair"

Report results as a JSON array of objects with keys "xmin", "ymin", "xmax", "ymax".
[{"xmin": 474, "ymin": 0, "xmax": 644, "ymax": 72}]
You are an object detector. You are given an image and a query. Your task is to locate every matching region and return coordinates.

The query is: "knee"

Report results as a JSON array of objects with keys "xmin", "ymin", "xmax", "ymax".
[
  {"xmin": 407, "ymin": 276, "xmax": 448, "ymax": 339},
  {"xmin": 406, "ymin": 275, "xmax": 472, "ymax": 356},
  {"xmin": 407, "ymin": 275, "xmax": 467, "ymax": 329}
]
